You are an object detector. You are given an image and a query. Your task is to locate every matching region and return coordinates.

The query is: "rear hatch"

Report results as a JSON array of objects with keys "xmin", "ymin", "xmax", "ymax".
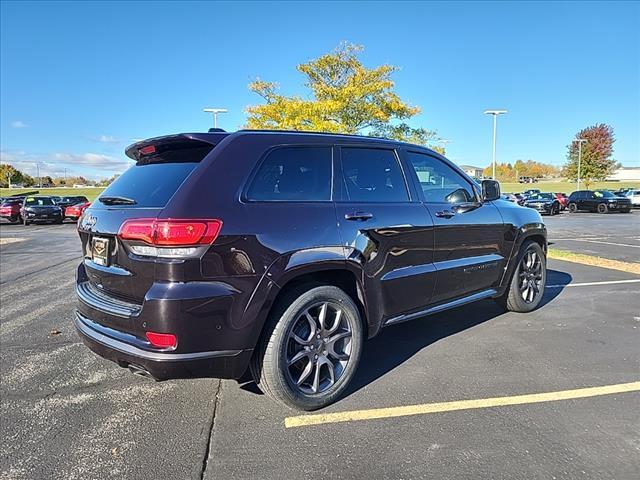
[{"xmin": 78, "ymin": 134, "xmax": 223, "ymax": 303}]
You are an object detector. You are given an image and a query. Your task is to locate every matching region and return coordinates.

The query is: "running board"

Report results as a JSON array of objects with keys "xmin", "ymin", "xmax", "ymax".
[{"xmin": 383, "ymin": 289, "xmax": 497, "ymax": 327}]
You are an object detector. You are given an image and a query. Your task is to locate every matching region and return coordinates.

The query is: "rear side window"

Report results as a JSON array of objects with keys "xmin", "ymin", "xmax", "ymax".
[
  {"xmin": 340, "ymin": 148, "xmax": 409, "ymax": 202},
  {"xmin": 246, "ymin": 147, "xmax": 332, "ymax": 201},
  {"xmin": 98, "ymin": 162, "xmax": 198, "ymax": 208}
]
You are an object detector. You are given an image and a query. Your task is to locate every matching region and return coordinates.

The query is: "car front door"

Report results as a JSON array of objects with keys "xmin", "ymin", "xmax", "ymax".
[
  {"xmin": 334, "ymin": 146, "xmax": 436, "ymax": 326},
  {"xmin": 402, "ymin": 150, "xmax": 506, "ymax": 303}
]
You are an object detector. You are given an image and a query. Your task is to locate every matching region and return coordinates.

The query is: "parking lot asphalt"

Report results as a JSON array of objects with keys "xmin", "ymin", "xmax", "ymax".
[
  {"xmin": 545, "ymin": 209, "xmax": 640, "ymax": 263},
  {"xmin": 1, "ymin": 215, "xmax": 639, "ymax": 480}
]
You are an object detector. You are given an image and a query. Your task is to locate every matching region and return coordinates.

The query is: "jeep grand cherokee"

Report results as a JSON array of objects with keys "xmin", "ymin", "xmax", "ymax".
[{"xmin": 75, "ymin": 130, "xmax": 547, "ymax": 410}]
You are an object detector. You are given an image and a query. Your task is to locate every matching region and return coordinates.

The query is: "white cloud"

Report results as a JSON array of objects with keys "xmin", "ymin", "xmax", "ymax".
[
  {"xmin": 0, "ymin": 149, "xmax": 131, "ymax": 180},
  {"xmin": 11, "ymin": 120, "xmax": 27, "ymax": 128},
  {"xmin": 96, "ymin": 135, "xmax": 120, "ymax": 144}
]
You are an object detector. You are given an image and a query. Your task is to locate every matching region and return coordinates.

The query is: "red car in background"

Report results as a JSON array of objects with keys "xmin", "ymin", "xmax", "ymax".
[
  {"xmin": 555, "ymin": 193, "xmax": 569, "ymax": 210},
  {"xmin": 0, "ymin": 198, "xmax": 24, "ymax": 223},
  {"xmin": 64, "ymin": 202, "xmax": 91, "ymax": 221}
]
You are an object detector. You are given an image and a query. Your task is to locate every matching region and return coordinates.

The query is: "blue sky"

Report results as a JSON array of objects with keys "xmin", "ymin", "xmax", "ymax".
[{"xmin": 1, "ymin": 0, "xmax": 638, "ymax": 180}]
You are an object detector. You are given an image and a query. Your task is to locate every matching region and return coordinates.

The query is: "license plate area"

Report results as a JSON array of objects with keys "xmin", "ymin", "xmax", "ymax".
[{"xmin": 92, "ymin": 237, "xmax": 110, "ymax": 266}]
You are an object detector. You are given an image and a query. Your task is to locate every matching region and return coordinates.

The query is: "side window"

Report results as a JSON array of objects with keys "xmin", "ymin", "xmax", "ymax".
[
  {"xmin": 340, "ymin": 148, "xmax": 409, "ymax": 202},
  {"xmin": 246, "ymin": 147, "xmax": 332, "ymax": 201},
  {"xmin": 405, "ymin": 151, "xmax": 477, "ymax": 204}
]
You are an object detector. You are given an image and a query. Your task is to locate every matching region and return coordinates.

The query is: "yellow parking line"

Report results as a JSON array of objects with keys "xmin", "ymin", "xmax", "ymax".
[{"xmin": 284, "ymin": 381, "xmax": 640, "ymax": 428}]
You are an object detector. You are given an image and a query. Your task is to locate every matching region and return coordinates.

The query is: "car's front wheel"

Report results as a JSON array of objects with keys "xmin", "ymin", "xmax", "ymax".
[
  {"xmin": 597, "ymin": 203, "xmax": 608, "ymax": 214},
  {"xmin": 250, "ymin": 285, "xmax": 364, "ymax": 410},
  {"xmin": 497, "ymin": 240, "xmax": 546, "ymax": 313}
]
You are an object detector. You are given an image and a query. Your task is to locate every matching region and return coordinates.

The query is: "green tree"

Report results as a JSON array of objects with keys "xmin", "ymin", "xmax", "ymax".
[
  {"xmin": 0, "ymin": 163, "xmax": 25, "ymax": 187},
  {"xmin": 564, "ymin": 124, "xmax": 616, "ymax": 188},
  {"xmin": 245, "ymin": 42, "xmax": 439, "ymax": 147}
]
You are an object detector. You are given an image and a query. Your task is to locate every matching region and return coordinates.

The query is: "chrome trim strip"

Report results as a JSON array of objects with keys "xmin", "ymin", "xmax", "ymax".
[
  {"xmin": 433, "ymin": 254, "xmax": 503, "ymax": 272},
  {"xmin": 384, "ymin": 289, "xmax": 497, "ymax": 327},
  {"xmin": 75, "ymin": 312, "xmax": 243, "ymax": 362},
  {"xmin": 381, "ymin": 263, "xmax": 437, "ymax": 281}
]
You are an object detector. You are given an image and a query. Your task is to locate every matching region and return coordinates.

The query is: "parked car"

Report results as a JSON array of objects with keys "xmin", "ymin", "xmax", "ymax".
[
  {"xmin": 21, "ymin": 196, "xmax": 64, "ymax": 225},
  {"xmin": 64, "ymin": 201, "xmax": 91, "ymax": 221},
  {"xmin": 75, "ymin": 130, "xmax": 548, "ymax": 410},
  {"xmin": 501, "ymin": 193, "xmax": 519, "ymax": 203},
  {"xmin": 613, "ymin": 188, "xmax": 632, "ymax": 197},
  {"xmin": 55, "ymin": 195, "xmax": 90, "ymax": 215},
  {"xmin": 554, "ymin": 192, "xmax": 569, "ymax": 210},
  {"xmin": 567, "ymin": 190, "xmax": 632, "ymax": 214},
  {"xmin": 523, "ymin": 192, "xmax": 561, "ymax": 215},
  {"xmin": 622, "ymin": 189, "xmax": 640, "ymax": 208},
  {"xmin": 0, "ymin": 198, "xmax": 24, "ymax": 223},
  {"xmin": 522, "ymin": 189, "xmax": 541, "ymax": 196}
]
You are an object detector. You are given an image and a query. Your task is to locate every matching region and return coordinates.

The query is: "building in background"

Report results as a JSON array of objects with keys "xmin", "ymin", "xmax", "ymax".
[
  {"xmin": 607, "ymin": 166, "xmax": 640, "ymax": 181},
  {"xmin": 458, "ymin": 164, "xmax": 484, "ymax": 178}
]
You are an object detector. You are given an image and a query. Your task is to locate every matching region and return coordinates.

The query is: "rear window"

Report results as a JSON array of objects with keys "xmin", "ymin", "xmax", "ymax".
[
  {"xmin": 341, "ymin": 148, "xmax": 409, "ymax": 202},
  {"xmin": 98, "ymin": 162, "xmax": 198, "ymax": 208},
  {"xmin": 246, "ymin": 147, "xmax": 332, "ymax": 202}
]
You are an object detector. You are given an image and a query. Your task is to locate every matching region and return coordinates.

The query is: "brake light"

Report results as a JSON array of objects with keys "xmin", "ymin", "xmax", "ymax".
[
  {"xmin": 139, "ymin": 145, "xmax": 156, "ymax": 155},
  {"xmin": 119, "ymin": 218, "xmax": 222, "ymax": 246},
  {"xmin": 145, "ymin": 332, "xmax": 177, "ymax": 349}
]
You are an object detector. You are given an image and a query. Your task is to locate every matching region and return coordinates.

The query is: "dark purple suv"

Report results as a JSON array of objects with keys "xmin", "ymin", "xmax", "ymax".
[{"xmin": 75, "ymin": 130, "xmax": 547, "ymax": 410}]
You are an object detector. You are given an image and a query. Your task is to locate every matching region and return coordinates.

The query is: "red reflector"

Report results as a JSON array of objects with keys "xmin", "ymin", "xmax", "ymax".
[
  {"xmin": 139, "ymin": 145, "xmax": 156, "ymax": 155},
  {"xmin": 145, "ymin": 332, "xmax": 177, "ymax": 349},
  {"xmin": 119, "ymin": 218, "xmax": 223, "ymax": 246}
]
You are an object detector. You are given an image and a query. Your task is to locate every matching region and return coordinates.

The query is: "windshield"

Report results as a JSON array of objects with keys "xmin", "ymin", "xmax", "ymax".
[
  {"xmin": 594, "ymin": 190, "xmax": 615, "ymax": 198},
  {"xmin": 25, "ymin": 197, "xmax": 54, "ymax": 206},
  {"xmin": 529, "ymin": 193, "xmax": 554, "ymax": 200}
]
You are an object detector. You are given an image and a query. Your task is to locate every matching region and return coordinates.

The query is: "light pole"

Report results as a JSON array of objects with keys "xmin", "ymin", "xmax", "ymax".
[
  {"xmin": 484, "ymin": 109, "xmax": 508, "ymax": 180},
  {"xmin": 572, "ymin": 138, "xmax": 587, "ymax": 191},
  {"xmin": 203, "ymin": 108, "xmax": 228, "ymax": 129}
]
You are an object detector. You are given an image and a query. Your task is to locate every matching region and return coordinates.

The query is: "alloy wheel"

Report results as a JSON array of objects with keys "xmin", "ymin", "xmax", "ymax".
[
  {"xmin": 518, "ymin": 249, "xmax": 543, "ymax": 303},
  {"xmin": 285, "ymin": 302, "xmax": 352, "ymax": 395}
]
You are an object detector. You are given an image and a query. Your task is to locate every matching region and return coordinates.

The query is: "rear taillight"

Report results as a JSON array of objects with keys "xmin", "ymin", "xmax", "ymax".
[
  {"xmin": 145, "ymin": 331, "xmax": 177, "ymax": 349},
  {"xmin": 119, "ymin": 218, "xmax": 222, "ymax": 246},
  {"xmin": 118, "ymin": 218, "xmax": 222, "ymax": 258},
  {"xmin": 0, "ymin": 207, "xmax": 10, "ymax": 214}
]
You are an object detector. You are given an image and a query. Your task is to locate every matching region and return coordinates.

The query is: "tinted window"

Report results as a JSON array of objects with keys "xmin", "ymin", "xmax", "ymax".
[
  {"xmin": 341, "ymin": 148, "xmax": 408, "ymax": 202},
  {"xmin": 24, "ymin": 197, "xmax": 54, "ymax": 206},
  {"xmin": 247, "ymin": 147, "xmax": 332, "ymax": 201},
  {"xmin": 594, "ymin": 190, "xmax": 615, "ymax": 198},
  {"xmin": 98, "ymin": 163, "xmax": 198, "ymax": 208},
  {"xmin": 406, "ymin": 152, "xmax": 476, "ymax": 203}
]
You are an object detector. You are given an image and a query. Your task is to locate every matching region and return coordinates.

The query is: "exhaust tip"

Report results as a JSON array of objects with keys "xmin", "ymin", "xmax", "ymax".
[{"xmin": 127, "ymin": 363, "xmax": 155, "ymax": 379}]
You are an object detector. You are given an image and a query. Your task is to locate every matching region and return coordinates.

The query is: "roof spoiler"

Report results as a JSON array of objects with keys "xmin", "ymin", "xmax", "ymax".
[{"xmin": 125, "ymin": 132, "xmax": 228, "ymax": 162}]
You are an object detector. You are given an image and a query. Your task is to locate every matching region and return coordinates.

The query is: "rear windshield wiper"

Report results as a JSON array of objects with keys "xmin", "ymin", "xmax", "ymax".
[{"xmin": 99, "ymin": 196, "xmax": 137, "ymax": 205}]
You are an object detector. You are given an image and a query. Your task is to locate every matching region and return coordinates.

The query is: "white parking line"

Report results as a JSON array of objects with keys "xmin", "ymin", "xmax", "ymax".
[{"xmin": 546, "ymin": 279, "xmax": 640, "ymax": 288}]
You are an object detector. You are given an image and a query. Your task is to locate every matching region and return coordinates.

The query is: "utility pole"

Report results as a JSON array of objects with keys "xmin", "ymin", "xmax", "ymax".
[
  {"xmin": 36, "ymin": 162, "xmax": 41, "ymax": 188},
  {"xmin": 573, "ymin": 138, "xmax": 588, "ymax": 191},
  {"xmin": 484, "ymin": 110, "xmax": 508, "ymax": 180},
  {"xmin": 203, "ymin": 108, "xmax": 228, "ymax": 129}
]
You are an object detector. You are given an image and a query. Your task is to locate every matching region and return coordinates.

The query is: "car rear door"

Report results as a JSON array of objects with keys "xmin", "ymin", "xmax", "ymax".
[
  {"xmin": 334, "ymin": 145, "xmax": 436, "ymax": 323},
  {"xmin": 402, "ymin": 150, "xmax": 506, "ymax": 303}
]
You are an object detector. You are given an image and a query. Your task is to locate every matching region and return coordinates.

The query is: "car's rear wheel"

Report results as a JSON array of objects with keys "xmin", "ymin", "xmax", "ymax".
[
  {"xmin": 597, "ymin": 203, "xmax": 608, "ymax": 214},
  {"xmin": 497, "ymin": 240, "xmax": 546, "ymax": 313},
  {"xmin": 250, "ymin": 285, "xmax": 363, "ymax": 410},
  {"xmin": 568, "ymin": 203, "xmax": 577, "ymax": 213}
]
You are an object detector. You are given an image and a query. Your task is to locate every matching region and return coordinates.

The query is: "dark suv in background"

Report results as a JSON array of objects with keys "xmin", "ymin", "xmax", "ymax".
[
  {"xmin": 568, "ymin": 190, "xmax": 632, "ymax": 214},
  {"xmin": 75, "ymin": 130, "xmax": 547, "ymax": 410}
]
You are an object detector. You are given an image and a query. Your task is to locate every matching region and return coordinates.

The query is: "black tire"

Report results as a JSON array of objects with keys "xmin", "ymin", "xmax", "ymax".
[
  {"xmin": 55, "ymin": 217, "xmax": 64, "ymax": 224},
  {"xmin": 568, "ymin": 203, "xmax": 577, "ymax": 213},
  {"xmin": 250, "ymin": 284, "xmax": 364, "ymax": 410},
  {"xmin": 597, "ymin": 203, "xmax": 608, "ymax": 214},
  {"xmin": 622, "ymin": 209, "xmax": 631, "ymax": 213},
  {"xmin": 497, "ymin": 240, "xmax": 546, "ymax": 313},
  {"xmin": 9, "ymin": 216, "xmax": 18, "ymax": 224}
]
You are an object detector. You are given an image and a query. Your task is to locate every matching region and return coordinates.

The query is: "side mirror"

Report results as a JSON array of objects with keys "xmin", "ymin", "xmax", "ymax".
[{"xmin": 481, "ymin": 180, "xmax": 501, "ymax": 201}]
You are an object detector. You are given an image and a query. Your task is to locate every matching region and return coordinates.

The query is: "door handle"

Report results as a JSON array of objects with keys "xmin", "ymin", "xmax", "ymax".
[
  {"xmin": 435, "ymin": 210, "xmax": 455, "ymax": 219},
  {"xmin": 345, "ymin": 211, "xmax": 374, "ymax": 221}
]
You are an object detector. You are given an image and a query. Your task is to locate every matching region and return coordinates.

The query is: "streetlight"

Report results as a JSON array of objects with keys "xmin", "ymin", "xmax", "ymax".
[
  {"xmin": 203, "ymin": 108, "xmax": 228, "ymax": 129},
  {"xmin": 572, "ymin": 138, "xmax": 587, "ymax": 191},
  {"xmin": 484, "ymin": 109, "xmax": 508, "ymax": 180}
]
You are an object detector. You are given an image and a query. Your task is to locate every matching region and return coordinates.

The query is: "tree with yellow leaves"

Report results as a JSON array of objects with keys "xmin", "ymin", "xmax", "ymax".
[{"xmin": 245, "ymin": 43, "xmax": 439, "ymax": 148}]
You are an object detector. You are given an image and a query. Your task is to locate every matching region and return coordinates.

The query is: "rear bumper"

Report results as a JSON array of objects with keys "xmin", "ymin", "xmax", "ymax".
[{"xmin": 75, "ymin": 311, "xmax": 252, "ymax": 379}]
